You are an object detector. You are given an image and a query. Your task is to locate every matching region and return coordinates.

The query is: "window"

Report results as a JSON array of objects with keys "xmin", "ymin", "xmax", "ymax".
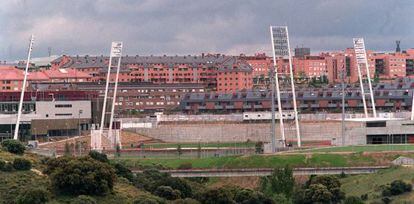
[
  {"xmin": 55, "ymin": 104, "xmax": 72, "ymax": 108},
  {"xmin": 55, "ymin": 113, "xmax": 72, "ymax": 116}
]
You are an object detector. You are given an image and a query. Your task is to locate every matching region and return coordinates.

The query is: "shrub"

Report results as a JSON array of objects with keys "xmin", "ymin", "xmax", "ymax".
[
  {"xmin": 1, "ymin": 139, "xmax": 25, "ymax": 155},
  {"xmin": 177, "ymin": 162, "xmax": 192, "ymax": 170},
  {"xmin": 304, "ymin": 184, "xmax": 333, "ymax": 203},
  {"xmin": 343, "ymin": 196, "xmax": 364, "ymax": 204},
  {"xmin": 154, "ymin": 186, "xmax": 181, "ymax": 200},
  {"xmin": 69, "ymin": 195, "xmax": 97, "ymax": 204},
  {"xmin": 360, "ymin": 194, "xmax": 368, "ymax": 200},
  {"xmin": 198, "ymin": 188, "xmax": 235, "ymax": 204},
  {"xmin": 133, "ymin": 194, "xmax": 165, "ymax": 204},
  {"xmin": 2, "ymin": 162, "xmax": 14, "ymax": 171},
  {"xmin": 0, "ymin": 159, "xmax": 5, "ymax": 170},
  {"xmin": 389, "ymin": 180, "xmax": 412, "ymax": 195},
  {"xmin": 172, "ymin": 198, "xmax": 200, "ymax": 204},
  {"xmin": 47, "ymin": 156, "xmax": 116, "ymax": 195},
  {"xmin": 88, "ymin": 150, "xmax": 109, "ymax": 163},
  {"xmin": 260, "ymin": 166, "xmax": 294, "ymax": 198},
  {"xmin": 15, "ymin": 188, "xmax": 50, "ymax": 204},
  {"xmin": 382, "ymin": 180, "xmax": 412, "ymax": 197},
  {"xmin": 113, "ymin": 163, "xmax": 134, "ymax": 182},
  {"xmin": 307, "ymin": 175, "xmax": 345, "ymax": 203},
  {"xmin": 13, "ymin": 158, "xmax": 32, "ymax": 170}
]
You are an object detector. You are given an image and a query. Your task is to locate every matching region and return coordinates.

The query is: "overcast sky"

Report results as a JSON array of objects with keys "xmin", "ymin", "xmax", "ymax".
[{"xmin": 1, "ymin": 0, "xmax": 413, "ymax": 60}]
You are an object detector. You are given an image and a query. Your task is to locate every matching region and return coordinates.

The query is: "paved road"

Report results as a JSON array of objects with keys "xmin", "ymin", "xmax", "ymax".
[{"xmin": 132, "ymin": 166, "xmax": 389, "ymax": 177}]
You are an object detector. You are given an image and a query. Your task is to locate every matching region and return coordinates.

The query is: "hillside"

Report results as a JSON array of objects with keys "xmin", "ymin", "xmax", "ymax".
[{"xmin": 0, "ymin": 150, "xmax": 150, "ymax": 204}]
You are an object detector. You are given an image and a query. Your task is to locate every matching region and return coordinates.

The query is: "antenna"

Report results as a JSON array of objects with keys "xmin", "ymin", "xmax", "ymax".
[{"xmin": 14, "ymin": 35, "xmax": 35, "ymax": 140}]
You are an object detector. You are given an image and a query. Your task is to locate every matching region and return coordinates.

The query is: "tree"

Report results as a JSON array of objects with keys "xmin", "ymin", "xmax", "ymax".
[
  {"xmin": 47, "ymin": 157, "xmax": 116, "ymax": 195},
  {"xmin": 88, "ymin": 150, "xmax": 109, "ymax": 163},
  {"xmin": 16, "ymin": 188, "xmax": 50, "ymax": 204},
  {"xmin": 198, "ymin": 188, "xmax": 235, "ymax": 204},
  {"xmin": 307, "ymin": 175, "xmax": 345, "ymax": 203},
  {"xmin": 259, "ymin": 166, "xmax": 295, "ymax": 198},
  {"xmin": 12, "ymin": 158, "xmax": 32, "ymax": 170},
  {"xmin": 234, "ymin": 188, "xmax": 274, "ymax": 204},
  {"xmin": 304, "ymin": 184, "xmax": 333, "ymax": 204},
  {"xmin": 154, "ymin": 186, "xmax": 181, "ymax": 200},
  {"xmin": 1, "ymin": 139, "xmax": 25, "ymax": 155}
]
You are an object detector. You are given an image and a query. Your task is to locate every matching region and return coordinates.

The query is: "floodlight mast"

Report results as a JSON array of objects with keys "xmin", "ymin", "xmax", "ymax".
[
  {"xmin": 270, "ymin": 26, "xmax": 286, "ymax": 149},
  {"xmin": 14, "ymin": 35, "xmax": 34, "ymax": 140},
  {"xmin": 108, "ymin": 42, "xmax": 123, "ymax": 147},
  {"xmin": 411, "ymin": 90, "xmax": 414, "ymax": 120},
  {"xmin": 285, "ymin": 27, "xmax": 301, "ymax": 147},
  {"xmin": 98, "ymin": 43, "xmax": 115, "ymax": 149},
  {"xmin": 353, "ymin": 38, "xmax": 376, "ymax": 118}
]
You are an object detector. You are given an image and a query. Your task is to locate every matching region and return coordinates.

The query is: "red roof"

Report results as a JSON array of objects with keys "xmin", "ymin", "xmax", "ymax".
[
  {"xmin": 0, "ymin": 66, "xmax": 90, "ymax": 81},
  {"xmin": 43, "ymin": 69, "xmax": 91, "ymax": 79}
]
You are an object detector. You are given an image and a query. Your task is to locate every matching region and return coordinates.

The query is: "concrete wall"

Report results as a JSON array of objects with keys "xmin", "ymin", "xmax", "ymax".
[{"xmin": 129, "ymin": 120, "xmax": 366, "ymax": 146}]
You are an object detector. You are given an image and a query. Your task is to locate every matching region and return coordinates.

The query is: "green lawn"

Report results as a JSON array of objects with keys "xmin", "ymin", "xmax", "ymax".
[
  {"xmin": 114, "ymin": 152, "xmax": 398, "ymax": 169},
  {"xmin": 133, "ymin": 142, "xmax": 256, "ymax": 149},
  {"xmin": 299, "ymin": 144, "xmax": 414, "ymax": 153}
]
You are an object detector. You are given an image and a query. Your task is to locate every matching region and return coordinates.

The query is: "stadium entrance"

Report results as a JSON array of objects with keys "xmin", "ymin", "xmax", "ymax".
[{"xmin": 367, "ymin": 134, "xmax": 414, "ymax": 144}]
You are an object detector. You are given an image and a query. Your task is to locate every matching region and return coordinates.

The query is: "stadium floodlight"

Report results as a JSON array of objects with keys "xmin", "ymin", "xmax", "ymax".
[
  {"xmin": 353, "ymin": 38, "xmax": 376, "ymax": 118},
  {"xmin": 14, "ymin": 35, "xmax": 34, "ymax": 140},
  {"xmin": 108, "ymin": 42, "xmax": 123, "ymax": 145},
  {"xmin": 270, "ymin": 26, "xmax": 302, "ymax": 149},
  {"xmin": 97, "ymin": 42, "xmax": 122, "ymax": 150}
]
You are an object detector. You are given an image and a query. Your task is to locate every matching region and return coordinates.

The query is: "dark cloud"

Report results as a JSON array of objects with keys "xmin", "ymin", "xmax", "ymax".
[{"xmin": 0, "ymin": 0, "xmax": 413, "ymax": 60}]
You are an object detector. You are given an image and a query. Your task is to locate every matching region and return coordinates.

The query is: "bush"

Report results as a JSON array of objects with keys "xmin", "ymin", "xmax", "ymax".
[
  {"xmin": 15, "ymin": 188, "xmax": 50, "ymax": 204},
  {"xmin": 70, "ymin": 195, "xmax": 97, "ymax": 204},
  {"xmin": 343, "ymin": 196, "xmax": 364, "ymax": 204},
  {"xmin": 198, "ymin": 188, "xmax": 235, "ymax": 204},
  {"xmin": 177, "ymin": 162, "xmax": 192, "ymax": 170},
  {"xmin": 307, "ymin": 175, "xmax": 345, "ymax": 203},
  {"xmin": 0, "ymin": 159, "xmax": 5, "ymax": 170},
  {"xmin": 382, "ymin": 180, "xmax": 412, "ymax": 197},
  {"xmin": 304, "ymin": 184, "xmax": 333, "ymax": 203},
  {"xmin": 88, "ymin": 150, "xmax": 109, "ymax": 163},
  {"xmin": 47, "ymin": 156, "xmax": 116, "ymax": 195},
  {"xmin": 13, "ymin": 158, "xmax": 32, "ymax": 170},
  {"xmin": 113, "ymin": 163, "xmax": 134, "ymax": 182},
  {"xmin": 2, "ymin": 162, "xmax": 14, "ymax": 171},
  {"xmin": 1, "ymin": 139, "xmax": 25, "ymax": 154},
  {"xmin": 133, "ymin": 194, "xmax": 165, "ymax": 204},
  {"xmin": 154, "ymin": 186, "xmax": 181, "ymax": 200},
  {"xmin": 171, "ymin": 198, "xmax": 200, "ymax": 204},
  {"xmin": 389, "ymin": 180, "xmax": 412, "ymax": 195}
]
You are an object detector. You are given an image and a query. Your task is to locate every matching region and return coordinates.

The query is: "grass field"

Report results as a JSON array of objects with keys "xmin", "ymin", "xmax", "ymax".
[
  {"xmin": 341, "ymin": 166, "xmax": 414, "ymax": 203},
  {"xmin": 299, "ymin": 144, "xmax": 414, "ymax": 153},
  {"xmin": 114, "ymin": 152, "xmax": 403, "ymax": 169},
  {"xmin": 136, "ymin": 142, "xmax": 256, "ymax": 149}
]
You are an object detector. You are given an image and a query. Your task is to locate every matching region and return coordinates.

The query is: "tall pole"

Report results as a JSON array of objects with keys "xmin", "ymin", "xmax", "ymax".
[
  {"xmin": 362, "ymin": 46, "xmax": 377, "ymax": 118},
  {"xmin": 14, "ymin": 35, "xmax": 34, "ymax": 140},
  {"xmin": 98, "ymin": 44, "xmax": 114, "ymax": 148},
  {"xmin": 356, "ymin": 63, "xmax": 368, "ymax": 118},
  {"xmin": 270, "ymin": 66, "xmax": 276, "ymax": 152},
  {"xmin": 411, "ymin": 90, "xmax": 414, "ymax": 120},
  {"xmin": 270, "ymin": 26, "xmax": 286, "ymax": 148},
  {"xmin": 108, "ymin": 43, "xmax": 123, "ymax": 146},
  {"xmin": 285, "ymin": 27, "xmax": 301, "ymax": 147},
  {"xmin": 341, "ymin": 65, "xmax": 346, "ymax": 146}
]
